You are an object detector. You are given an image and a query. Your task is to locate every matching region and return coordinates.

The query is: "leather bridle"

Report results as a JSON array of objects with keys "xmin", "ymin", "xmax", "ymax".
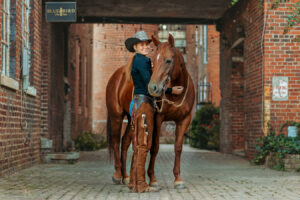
[{"xmin": 153, "ymin": 46, "xmax": 189, "ymax": 113}]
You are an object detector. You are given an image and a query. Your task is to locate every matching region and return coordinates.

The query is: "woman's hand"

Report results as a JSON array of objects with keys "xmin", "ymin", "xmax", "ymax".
[{"xmin": 172, "ymin": 86, "xmax": 184, "ymax": 95}]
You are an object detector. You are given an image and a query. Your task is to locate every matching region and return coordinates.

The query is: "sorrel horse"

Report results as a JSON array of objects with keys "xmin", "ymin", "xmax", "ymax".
[{"xmin": 106, "ymin": 34, "xmax": 195, "ymax": 189}]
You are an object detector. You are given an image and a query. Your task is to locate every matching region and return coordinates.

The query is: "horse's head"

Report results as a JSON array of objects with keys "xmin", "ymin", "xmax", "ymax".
[{"xmin": 148, "ymin": 34, "xmax": 181, "ymax": 97}]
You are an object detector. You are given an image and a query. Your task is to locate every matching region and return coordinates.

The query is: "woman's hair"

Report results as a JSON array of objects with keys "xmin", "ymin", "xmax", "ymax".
[{"xmin": 125, "ymin": 54, "xmax": 135, "ymax": 82}]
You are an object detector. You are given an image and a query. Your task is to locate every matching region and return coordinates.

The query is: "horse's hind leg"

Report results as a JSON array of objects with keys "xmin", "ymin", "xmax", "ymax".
[
  {"xmin": 110, "ymin": 116, "xmax": 123, "ymax": 184},
  {"xmin": 173, "ymin": 114, "xmax": 192, "ymax": 189},
  {"xmin": 121, "ymin": 117, "xmax": 132, "ymax": 185}
]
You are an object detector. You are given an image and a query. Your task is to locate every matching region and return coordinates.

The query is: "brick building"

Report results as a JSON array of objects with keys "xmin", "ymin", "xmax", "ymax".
[
  {"xmin": 0, "ymin": 0, "xmax": 299, "ymax": 177},
  {"xmin": 186, "ymin": 25, "xmax": 221, "ymax": 107},
  {"xmin": 219, "ymin": 0, "xmax": 300, "ymax": 157},
  {"xmin": 0, "ymin": 0, "xmax": 42, "ymax": 177}
]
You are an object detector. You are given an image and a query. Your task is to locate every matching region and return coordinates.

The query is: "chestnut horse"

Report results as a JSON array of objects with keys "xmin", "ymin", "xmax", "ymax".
[{"xmin": 106, "ymin": 34, "xmax": 195, "ymax": 189}]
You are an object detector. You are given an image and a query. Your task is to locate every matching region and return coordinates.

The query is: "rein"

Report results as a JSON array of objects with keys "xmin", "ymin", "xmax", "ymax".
[
  {"xmin": 154, "ymin": 77, "xmax": 189, "ymax": 113},
  {"xmin": 153, "ymin": 47, "xmax": 189, "ymax": 113}
]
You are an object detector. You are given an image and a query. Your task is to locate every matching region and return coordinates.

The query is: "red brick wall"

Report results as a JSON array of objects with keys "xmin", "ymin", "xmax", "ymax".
[
  {"xmin": 68, "ymin": 24, "xmax": 94, "ymax": 139},
  {"xmin": 220, "ymin": 0, "xmax": 265, "ymax": 156},
  {"xmin": 243, "ymin": 0, "xmax": 265, "ymax": 158},
  {"xmin": 41, "ymin": 2, "xmax": 50, "ymax": 139},
  {"xmin": 263, "ymin": 1, "xmax": 300, "ymax": 135},
  {"xmin": 186, "ymin": 25, "xmax": 199, "ymax": 106},
  {"xmin": 220, "ymin": 0, "xmax": 299, "ymax": 158},
  {"xmin": 91, "ymin": 24, "xmax": 158, "ymax": 135},
  {"xmin": 0, "ymin": 0, "xmax": 43, "ymax": 177},
  {"xmin": 188, "ymin": 25, "xmax": 221, "ymax": 107},
  {"xmin": 231, "ymin": 62, "xmax": 245, "ymax": 151},
  {"xmin": 207, "ymin": 26, "xmax": 221, "ymax": 106}
]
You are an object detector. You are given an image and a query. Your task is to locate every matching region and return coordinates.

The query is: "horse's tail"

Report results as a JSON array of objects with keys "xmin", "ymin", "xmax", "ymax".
[{"xmin": 106, "ymin": 114, "xmax": 113, "ymax": 161}]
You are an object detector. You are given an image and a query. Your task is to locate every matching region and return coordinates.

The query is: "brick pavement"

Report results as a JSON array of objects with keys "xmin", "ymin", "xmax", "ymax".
[{"xmin": 0, "ymin": 144, "xmax": 300, "ymax": 200}]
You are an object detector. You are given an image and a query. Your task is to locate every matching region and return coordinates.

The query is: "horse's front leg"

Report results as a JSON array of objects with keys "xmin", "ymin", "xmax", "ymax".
[
  {"xmin": 147, "ymin": 115, "xmax": 162, "ymax": 187},
  {"xmin": 173, "ymin": 114, "xmax": 192, "ymax": 189}
]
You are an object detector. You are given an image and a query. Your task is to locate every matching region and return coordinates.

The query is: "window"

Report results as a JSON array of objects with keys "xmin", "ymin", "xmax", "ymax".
[
  {"xmin": 198, "ymin": 77, "xmax": 212, "ymax": 104},
  {"xmin": 158, "ymin": 24, "xmax": 186, "ymax": 60},
  {"xmin": 203, "ymin": 25, "xmax": 208, "ymax": 64},
  {"xmin": 22, "ymin": 0, "xmax": 31, "ymax": 89},
  {"xmin": 1, "ymin": 0, "xmax": 10, "ymax": 76}
]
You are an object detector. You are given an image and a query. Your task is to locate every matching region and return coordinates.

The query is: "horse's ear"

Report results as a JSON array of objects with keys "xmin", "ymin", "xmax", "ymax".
[
  {"xmin": 152, "ymin": 35, "xmax": 161, "ymax": 46},
  {"xmin": 168, "ymin": 33, "xmax": 175, "ymax": 47}
]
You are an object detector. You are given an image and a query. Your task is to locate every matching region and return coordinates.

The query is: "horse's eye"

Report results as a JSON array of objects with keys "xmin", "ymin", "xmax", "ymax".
[{"xmin": 166, "ymin": 59, "xmax": 171, "ymax": 64}]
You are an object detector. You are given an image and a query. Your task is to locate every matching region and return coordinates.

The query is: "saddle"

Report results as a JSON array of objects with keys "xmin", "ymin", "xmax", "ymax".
[{"xmin": 133, "ymin": 94, "xmax": 154, "ymax": 112}]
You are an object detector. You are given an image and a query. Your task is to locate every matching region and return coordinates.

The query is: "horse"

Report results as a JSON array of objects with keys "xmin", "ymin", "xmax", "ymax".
[{"xmin": 106, "ymin": 33, "xmax": 195, "ymax": 189}]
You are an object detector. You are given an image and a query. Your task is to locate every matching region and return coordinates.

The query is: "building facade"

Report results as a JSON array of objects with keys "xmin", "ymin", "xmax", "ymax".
[{"xmin": 0, "ymin": 0, "xmax": 299, "ymax": 176}]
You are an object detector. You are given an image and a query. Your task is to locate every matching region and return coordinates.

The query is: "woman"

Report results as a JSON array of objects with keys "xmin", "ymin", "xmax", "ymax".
[{"xmin": 124, "ymin": 31, "xmax": 183, "ymax": 192}]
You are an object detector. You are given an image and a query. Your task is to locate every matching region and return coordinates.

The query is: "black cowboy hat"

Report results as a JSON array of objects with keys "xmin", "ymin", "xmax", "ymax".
[{"xmin": 125, "ymin": 31, "xmax": 152, "ymax": 52}]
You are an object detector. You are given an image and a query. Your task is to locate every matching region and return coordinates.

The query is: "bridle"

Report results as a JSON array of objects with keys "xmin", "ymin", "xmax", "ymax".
[{"xmin": 153, "ymin": 46, "xmax": 189, "ymax": 113}]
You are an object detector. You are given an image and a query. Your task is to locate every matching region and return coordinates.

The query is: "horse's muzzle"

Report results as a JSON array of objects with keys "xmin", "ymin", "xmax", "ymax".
[{"xmin": 148, "ymin": 83, "xmax": 163, "ymax": 97}]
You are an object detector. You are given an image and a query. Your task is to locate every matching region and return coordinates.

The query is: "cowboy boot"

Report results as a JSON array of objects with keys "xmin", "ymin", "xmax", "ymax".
[{"xmin": 135, "ymin": 145, "xmax": 149, "ymax": 192}]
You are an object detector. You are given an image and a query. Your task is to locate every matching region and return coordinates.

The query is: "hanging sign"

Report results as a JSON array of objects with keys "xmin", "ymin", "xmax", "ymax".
[
  {"xmin": 272, "ymin": 76, "xmax": 288, "ymax": 101},
  {"xmin": 46, "ymin": 2, "xmax": 76, "ymax": 22}
]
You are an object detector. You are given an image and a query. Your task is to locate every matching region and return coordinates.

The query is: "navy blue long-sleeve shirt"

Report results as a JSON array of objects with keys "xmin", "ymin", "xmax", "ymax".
[{"xmin": 131, "ymin": 53, "xmax": 171, "ymax": 97}]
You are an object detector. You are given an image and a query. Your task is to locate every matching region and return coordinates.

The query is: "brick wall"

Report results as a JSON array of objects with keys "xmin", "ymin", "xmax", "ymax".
[
  {"xmin": 207, "ymin": 26, "xmax": 221, "ymax": 106},
  {"xmin": 220, "ymin": 0, "xmax": 265, "ymax": 156},
  {"xmin": 263, "ymin": 1, "xmax": 300, "ymax": 135},
  {"xmin": 41, "ymin": 2, "xmax": 49, "ymax": 139},
  {"xmin": 0, "ymin": 0, "xmax": 43, "ymax": 177},
  {"xmin": 220, "ymin": 0, "xmax": 299, "ymax": 158},
  {"xmin": 68, "ymin": 24, "xmax": 93, "ymax": 139},
  {"xmin": 188, "ymin": 25, "xmax": 221, "ymax": 107},
  {"xmin": 186, "ymin": 25, "xmax": 199, "ymax": 105}
]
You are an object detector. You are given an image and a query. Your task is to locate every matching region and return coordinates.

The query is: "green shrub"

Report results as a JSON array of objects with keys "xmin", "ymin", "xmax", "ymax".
[
  {"xmin": 253, "ymin": 123, "xmax": 300, "ymax": 170},
  {"xmin": 186, "ymin": 104, "xmax": 220, "ymax": 150},
  {"xmin": 75, "ymin": 132, "xmax": 107, "ymax": 151}
]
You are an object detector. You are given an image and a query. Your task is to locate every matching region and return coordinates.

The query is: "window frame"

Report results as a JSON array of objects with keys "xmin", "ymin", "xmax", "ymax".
[
  {"xmin": 21, "ymin": 0, "xmax": 31, "ymax": 89},
  {"xmin": 1, "ymin": 0, "xmax": 11, "ymax": 76},
  {"xmin": 203, "ymin": 25, "xmax": 208, "ymax": 64}
]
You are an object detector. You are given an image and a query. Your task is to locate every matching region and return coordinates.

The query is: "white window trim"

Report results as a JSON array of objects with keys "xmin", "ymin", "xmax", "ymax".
[
  {"xmin": 22, "ymin": 0, "xmax": 33, "ymax": 91},
  {"xmin": 203, "ymin": 25, "xmax": 208, "ymax": 64},
  {"xmin": 0, "ymin": 75, "xmax": 19, "ymax": 90},
  {"xmin": 24, "ymin": 85, "xmax": 37, "ymax": 96},
  {"xmin": 1, "ymin": 0, "xmax": 11, "ymax": 76}
]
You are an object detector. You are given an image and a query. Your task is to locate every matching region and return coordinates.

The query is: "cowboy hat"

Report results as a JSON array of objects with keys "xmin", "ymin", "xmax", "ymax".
[{"xmin": 125, "ymin": 31, "xmax": 152, "ymax": 52}]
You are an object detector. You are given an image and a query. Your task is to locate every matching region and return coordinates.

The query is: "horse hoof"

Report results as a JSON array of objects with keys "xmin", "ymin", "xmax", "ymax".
[
  {"xmin": 112, "ymin": 176, "xmax": 122, "ymax": 184},
  {"xmin": 144, "ymin": 186, "xmax": 160, "ymax": 192},
  {"xmin": 122, "ymin": 177, "xmax": 130, "ymax": 185},
  {"xmin": 149, "ymin": 182, "xmax": 161, "ymax": 190},
  {"xmin": 174, "ymin": 181, "xmax": 186, "ymax": 189}
]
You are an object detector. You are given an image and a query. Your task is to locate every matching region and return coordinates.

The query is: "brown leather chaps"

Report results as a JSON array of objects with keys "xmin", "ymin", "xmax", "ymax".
[{"xmin": 128, "ymin": 95, "xmax": 155, "ymax": 193}]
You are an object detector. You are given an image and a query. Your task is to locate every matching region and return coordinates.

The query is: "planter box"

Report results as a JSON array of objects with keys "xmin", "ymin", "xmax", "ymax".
[
  {"xmin": 43, "ymin": 152, "xmax": 80, "ymax": 164},
  {"xmin": 41, "ymin": 138, "xmax": 52, "ymax": 149},
  {"xmin": 265, "ymin": 152, "xmax": 300, "ymax": 171}
]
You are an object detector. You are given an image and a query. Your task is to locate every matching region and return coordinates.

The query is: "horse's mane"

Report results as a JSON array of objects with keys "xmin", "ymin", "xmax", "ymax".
[{"xmin": 125, "ymin": 54, "xmax": 135, "ymax": 82}]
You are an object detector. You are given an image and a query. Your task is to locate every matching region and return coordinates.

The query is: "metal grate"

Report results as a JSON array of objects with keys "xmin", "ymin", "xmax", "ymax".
[{"xmin": 197, "ymin": 82, "xmax": 212, "ymax": 104}]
